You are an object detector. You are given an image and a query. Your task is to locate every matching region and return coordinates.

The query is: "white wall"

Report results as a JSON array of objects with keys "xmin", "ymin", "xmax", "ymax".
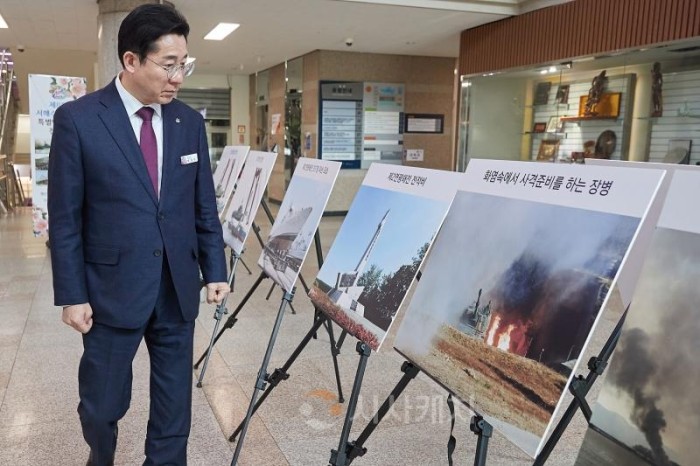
[
  {"xmin": 467, "ymin": 77, "xmax": 527, "ymax": 161},
  {"xmin": 229, "ymin": 75, "xmax": 250, "ymax": 146},
  {"xmin": 181, "ymin": 73, "xmax": 250, "ymax": 146}
]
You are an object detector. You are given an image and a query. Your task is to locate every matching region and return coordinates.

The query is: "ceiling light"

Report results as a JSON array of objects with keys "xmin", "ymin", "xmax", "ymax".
[
  {"xmin": 0, "ymin": 13, "xmax": 8, "ymax": 29},
  {"xmin": 204, "ymin": 23, "xmax": 240, "ymax": 41},
  {"xmin": 540, "ymin": 69, "xmax": 548, "ymax": 75},
  {"xmin": 548, "ymin": 66, "xmax": 557, "ymax": 73}
]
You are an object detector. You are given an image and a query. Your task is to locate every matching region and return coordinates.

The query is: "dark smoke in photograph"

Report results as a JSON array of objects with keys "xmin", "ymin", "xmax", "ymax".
[{"xmin": 590, "ymin": 227, "xmax": 700, "ymax": 466}]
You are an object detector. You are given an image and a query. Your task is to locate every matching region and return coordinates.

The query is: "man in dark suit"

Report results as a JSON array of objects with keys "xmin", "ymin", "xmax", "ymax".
[{"xmin": 47, "ymin": 4, "xmax": 229, "ymax": 465}]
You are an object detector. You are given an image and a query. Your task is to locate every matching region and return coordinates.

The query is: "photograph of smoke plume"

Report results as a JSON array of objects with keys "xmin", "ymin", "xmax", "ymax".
[
  {"xmin": 394, "ymin": 190, "xmax": 640, "ymax": 457},
  {"xmin": 575, "ymin": 227, "xmax": 700, "ymax": 466},
  {"xmin": 309, "ymin": 185, "xmax": 451, "ymax": 351}
]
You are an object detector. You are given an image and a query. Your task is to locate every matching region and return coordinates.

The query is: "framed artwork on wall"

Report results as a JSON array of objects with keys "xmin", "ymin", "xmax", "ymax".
[
  {"xmin": 537, "ymin": 139, "xmax": 560, "ymax": 162},
  {"xmin": 545, "ymin": 116, "xmax": 560, "ymax": 133},
  {"xmin": 533, "ymin": 82, "xmax": 552, "ymax": 105},
  {"xmin": 577, "ymin": 92, "xmax": 621, "ymax": 118},
  {"xmin": 555, "ymin": 84, "xmax": 570, "ymax": 104},
  {"xmin": 532, "ymin": 122, "xmax": 547, "ymax": 133}
]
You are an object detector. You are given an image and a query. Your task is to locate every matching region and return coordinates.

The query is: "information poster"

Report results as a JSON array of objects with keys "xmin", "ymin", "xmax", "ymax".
[
  {"xmin": 575, "ymin": 162, "xmax": 700, "ymax": 466},
  {"xmin": 213, "ymin": 145, "xmax": 250, "ymax": 217},
  {"xmin": 395, "ymin": 159, "xmax": 666, "ymax": 458},
  {"xmin": 259, "ymin": 159, "xmax": 340, "ymax": 292},
  {"xmin": 309, "ymin": 163, "xmax": 464, "ymax": 351},
  {"xmin": 28, "ymin": 74, "xmax": 87, "ymax": 236},
  {"xmin": 362, "ymin": 83, "xmax": 404, "ymax": 167},
  {"xmin": 319, "ymin": 82, "xmax": 363, "ymax": 165}
]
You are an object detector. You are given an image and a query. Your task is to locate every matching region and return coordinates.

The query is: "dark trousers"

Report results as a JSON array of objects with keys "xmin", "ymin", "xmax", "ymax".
[{"xmin": 78, "ymin": 260, "xmax": 195, "ymax": 466}]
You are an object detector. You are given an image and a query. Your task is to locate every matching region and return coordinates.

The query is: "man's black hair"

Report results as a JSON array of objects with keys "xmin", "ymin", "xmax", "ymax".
[{"xmin": 117, "ymin": 3, "xmax": 190, "ymax": 67}]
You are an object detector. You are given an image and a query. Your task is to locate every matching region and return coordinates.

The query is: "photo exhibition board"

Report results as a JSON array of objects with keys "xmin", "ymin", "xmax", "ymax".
[
  {"xmin": 258, "ymin": 158, "xmax": 341, "ymax": 293},
  {"xmin": 308, "ymin": 163, "xmax": 465, "ymax": 351},
  {"xmin": 393, "ymin": 158, "xmax": 667, "ymax": 458},
  {"xmin": 221, "ymin": 151, "xmax": 277, "ymax": 255},
  {"xmin": 574, "ymin": 163, "xmax": 700, "ymax": 466},
  {"xmin": 213, "ymin": 145, "xmax": 250, "ymax": 218}
]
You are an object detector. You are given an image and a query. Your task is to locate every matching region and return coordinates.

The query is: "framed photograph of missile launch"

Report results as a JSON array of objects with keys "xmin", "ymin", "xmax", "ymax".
[
  {"xmin": 222, "ymin": 150, "xmax": 277, "ymax": 255},
  {"xmin": 213, "ymin": 145, "xmax": 250, "ymax": 217},
  {"xmin": 574, "ymin": 163, "xmax": 700, "ymax": 466},
  {"xmin": 394, "ymin": 159, "xmax": 667, "ymax": 458},
  {"xmin": 308, "ymin": 163, "xmax": 464, "ymax": 351},
  {"xmin": 258, "ymin": 159, "xmax": 340, "ymax": 293}
]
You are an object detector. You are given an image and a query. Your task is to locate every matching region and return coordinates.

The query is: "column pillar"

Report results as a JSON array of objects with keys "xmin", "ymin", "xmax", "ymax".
[
  {"xmin": 627, "ymin": 64, "xmax": 652, "ymax": 162},
  {"xmin": 96, "ymin": 0, "xmax": 173, "ymax": 89}
]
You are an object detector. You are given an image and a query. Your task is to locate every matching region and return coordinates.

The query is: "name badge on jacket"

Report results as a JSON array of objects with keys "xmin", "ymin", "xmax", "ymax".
[{"xmin": 180, "ymin": 153, "xmax": 198, "ymax": 165}]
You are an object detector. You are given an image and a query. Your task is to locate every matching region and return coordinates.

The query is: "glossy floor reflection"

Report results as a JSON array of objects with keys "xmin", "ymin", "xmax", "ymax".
[{"xmin": 0, "ymin": 207, "xmax": 619, "ymax": 465}]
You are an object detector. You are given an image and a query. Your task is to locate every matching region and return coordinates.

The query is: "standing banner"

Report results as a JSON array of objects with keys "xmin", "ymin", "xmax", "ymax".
[{"xmin": 28, "ymin": 74, "xmax": 87, "ymax": 236}]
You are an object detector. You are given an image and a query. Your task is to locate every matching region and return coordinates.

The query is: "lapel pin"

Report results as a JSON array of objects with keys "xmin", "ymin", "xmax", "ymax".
[{"xmin": 175, "ymin": 117, "xmax": 181, "ymax": 123}]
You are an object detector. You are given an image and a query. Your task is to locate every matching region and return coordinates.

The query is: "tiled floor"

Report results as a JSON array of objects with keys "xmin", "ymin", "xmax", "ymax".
[{"xmin": 0, "ymin": 207, "xmax": 621, "ymax": 465}]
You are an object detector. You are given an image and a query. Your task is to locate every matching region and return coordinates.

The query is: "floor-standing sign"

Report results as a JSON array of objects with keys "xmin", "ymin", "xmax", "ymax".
[{"xmin": 28, "ymin": 74, "xmax": 87, "ymax": 236}]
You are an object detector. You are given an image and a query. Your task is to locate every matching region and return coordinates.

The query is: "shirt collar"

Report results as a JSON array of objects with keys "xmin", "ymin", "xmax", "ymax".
[{"xmin": 115, "ymin": 72, "xmax": 162, "ymax": 119}]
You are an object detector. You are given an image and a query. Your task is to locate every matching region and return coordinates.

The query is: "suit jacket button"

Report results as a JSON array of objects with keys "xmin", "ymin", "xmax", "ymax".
[
  {"xmin": 153, "ymin": 249, "xmax": 162, "ymax": 257},
  {"xmin": 158, "ymin": 213, "xmax": 165, "ymax": 221}
]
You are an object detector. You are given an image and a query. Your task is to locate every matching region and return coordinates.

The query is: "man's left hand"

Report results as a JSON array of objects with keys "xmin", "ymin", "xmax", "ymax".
[{"xmin": 206, "ymin": 282, "xmax": 230, "ymax": 305}]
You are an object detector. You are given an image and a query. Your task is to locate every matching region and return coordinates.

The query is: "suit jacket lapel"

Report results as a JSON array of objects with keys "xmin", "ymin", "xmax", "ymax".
[
  {"xmin": 98, "ymin": 80, "xmax": 159, "ymax": 206},
  {"xmin": 160, "ymin": 103, "xmax": 179, "ymax": 202}
]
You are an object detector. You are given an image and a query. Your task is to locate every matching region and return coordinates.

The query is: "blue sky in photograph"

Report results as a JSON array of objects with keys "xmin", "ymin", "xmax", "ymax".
[{"xmin": 316, "ymin": 185, "xmax": 449, "ymax": 285}]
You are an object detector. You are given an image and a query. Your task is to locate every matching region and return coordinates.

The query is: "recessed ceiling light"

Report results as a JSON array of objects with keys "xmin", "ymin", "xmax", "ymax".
[
  {"xmin": 0, "ymin": 13, "xmax": 9, "ymax": 29},
  {"xmin": 204, "ymin": 23, "xmax": 240, "ymax": 41}
]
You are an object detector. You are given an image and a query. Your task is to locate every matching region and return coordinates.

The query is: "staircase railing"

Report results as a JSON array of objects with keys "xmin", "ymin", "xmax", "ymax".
[{"xmin": 0, "ymin": 48, "xmax": 18, "ymax": 212}]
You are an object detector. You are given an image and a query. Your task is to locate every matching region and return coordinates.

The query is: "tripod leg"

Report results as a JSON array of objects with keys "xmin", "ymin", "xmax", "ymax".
[
  {"xmin": 265, "ymin": 282, "xmax": 275, "ymax": 300},
  {"xmin": 231, "ymin": 289, "xmax": 296, "ymax": 465},
  {"xmin": 196, "ymin": 310, "xmax": 223, "ymax": 387},
  {"xmin": 297, "ymin": 273, "xmax": 311, "ymax": 294},
  {"xmin": 196, "ymin": 254, "xmax": 241, "ymax": 386},
  {"xmin": 329, "ymin": 343, "xmax": 371, "ymax": 466},
  {"xmin": 229, "ymin": 315, "xmax": 326, "ymax": 442},
  {"xmin": 344, "ymin": 362, "xmax": 420, "ymax": 464},
  {"xmin": 238, "ymin": 256, "xmax": 253, "ymax": 275},
  {"xmin": 194, "ymin": 273, "xmax": 267, "ymax": 369},
  {"xmin": 323, "ymin": 318, "xmax": 345, "ymax": 403},
  {"xmin": 336, "ymin": 330, "xmax": 348, "ymax": 352},
  {"xmin": 470, "ymin": 416, "xmax": 493, "ymax": 466},
  {"xmin": 533, "ymin": 308, "xmax": 628, "ymax": 465}
]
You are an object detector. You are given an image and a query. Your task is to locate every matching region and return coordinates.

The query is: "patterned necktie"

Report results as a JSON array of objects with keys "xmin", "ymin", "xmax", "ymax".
[{"xmin": 136, "ymin": 106, "xmax": 158, "ymax": 196}]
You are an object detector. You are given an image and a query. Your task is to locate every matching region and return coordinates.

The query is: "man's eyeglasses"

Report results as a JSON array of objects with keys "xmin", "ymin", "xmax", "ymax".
[{"xmin": 146, "ymin": 56, "xmax": 196, "ymax": 80}]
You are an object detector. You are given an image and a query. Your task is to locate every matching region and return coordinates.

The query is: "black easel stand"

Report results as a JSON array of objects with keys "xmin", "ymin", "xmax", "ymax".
[
  {"xmin": 470, "ymin": 415, "xmax": 493, "ymax": 466},
  {"xmin": 228, "ymin": 309, "xmax": 345, "ymax": 441},
  {"xmin": 230, "ymin": 287, "xmax": 297, "ymax": 465},
  {"xmin": 194, "ymin": 272, "xmax": 268, "ymax": 371},
  {"xmin": 227, "ymin": 231, "xmax": 346, "ymax": 443},
  {"xmin": 329, "ymin": 342, "xmax": 372, "ymax": 466},
  {"xmin": 238, "ymin": 256, "xmax": 253, "ymax": 275},
  {"xmin": 338, "ymin": 361, "xmax": 420, "ymax": 464},
  {"xmin": 196, "ymin": 251, "xmax": 242, "ymax": 387},
  {"xmin": 532, "ymin": 307, "xmax": 627, "ymax": 465}
]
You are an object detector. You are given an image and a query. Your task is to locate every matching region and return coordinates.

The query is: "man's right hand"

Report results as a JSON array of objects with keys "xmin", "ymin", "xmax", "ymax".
[{"xmin": 62, "ymin": 303, "xmax": 94, "ymax": 334}]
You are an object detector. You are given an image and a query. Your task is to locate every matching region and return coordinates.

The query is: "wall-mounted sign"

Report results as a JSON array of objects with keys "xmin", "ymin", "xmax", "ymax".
[
  {"xmin": 405, "ymin": 149, "xmax": 424, "ymax": 162},
  {"xmin": 404, "ymin": 113, "xmax": 444, "ymax": 134},
  {"xmin": 319, "ymin": 81, "xmax": 364, "ymax": 167},
  {"xmin": 237, "ymin": 125, "xmax": 246, "ymax": 134},
  {"xmin": 271, "ymin": 113, "xmax": 282, "ymax": 135}
]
